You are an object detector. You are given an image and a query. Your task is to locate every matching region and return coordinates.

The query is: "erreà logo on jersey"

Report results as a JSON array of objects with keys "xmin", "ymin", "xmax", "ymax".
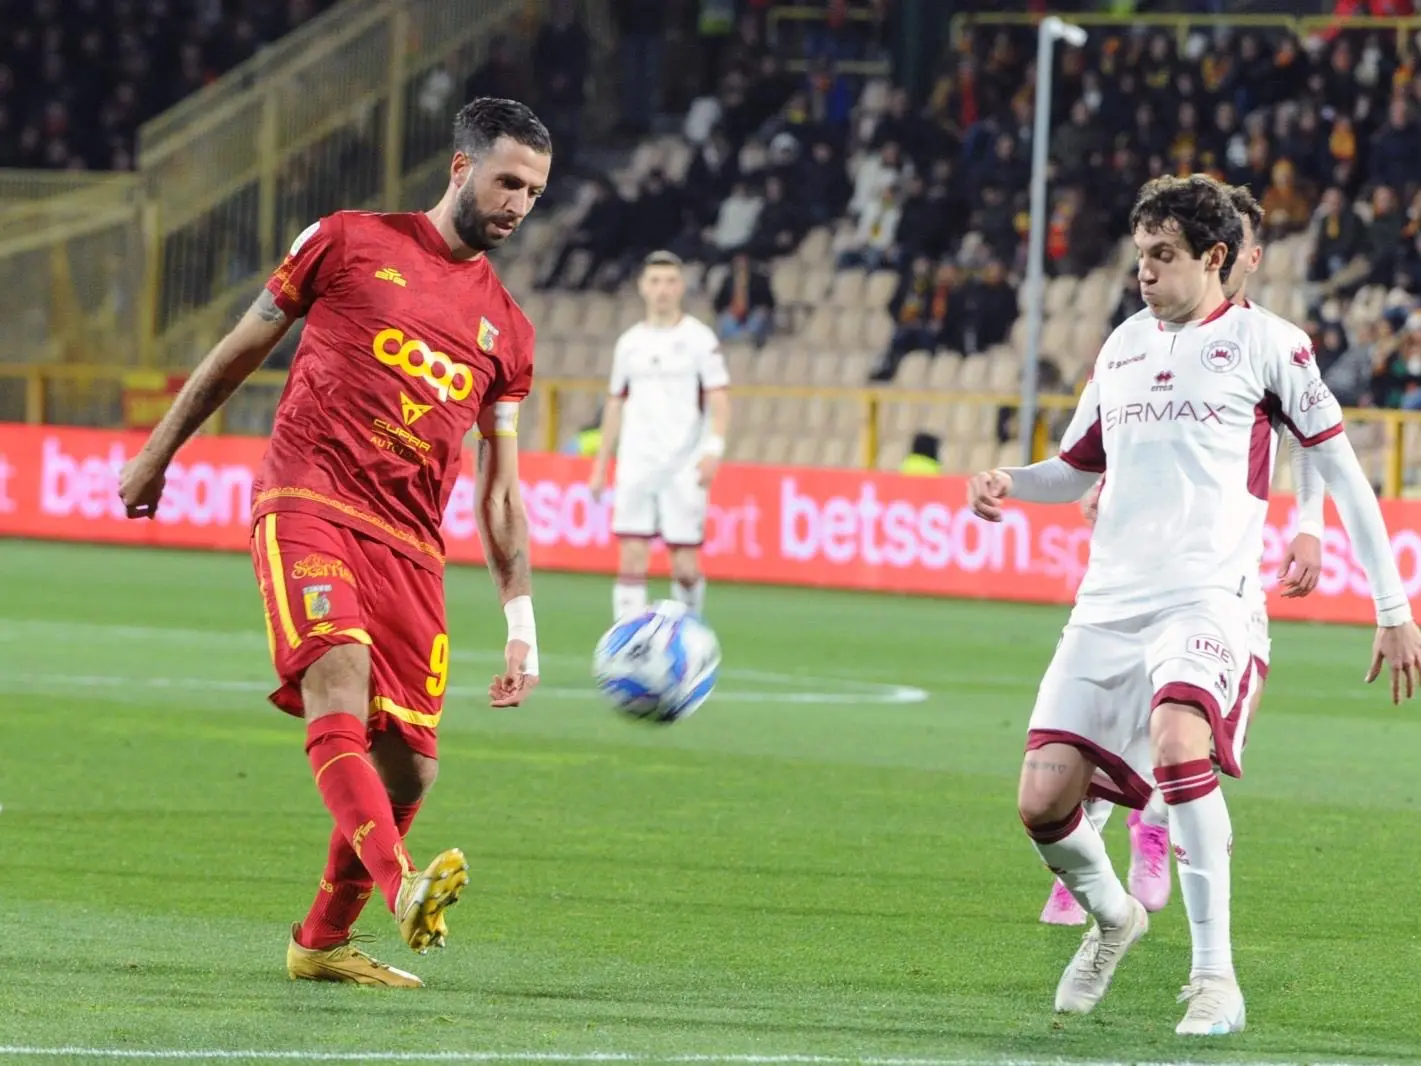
[{"xmin": 372, "ymin": 327, "xmax": 473, "ymax": 402}]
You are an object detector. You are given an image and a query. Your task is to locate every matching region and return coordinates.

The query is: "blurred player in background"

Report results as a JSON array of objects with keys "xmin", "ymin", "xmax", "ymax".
[
  {"xmin": 1038, "ymin": 183, "xmax": 1328, "ymax": 927},
  {"xmin": 118, "ymin": 98, "xmax": 552, "ymax": 988},
  {"xmin": 970, "ymin": 175, "xmax": 1421, "ymax": 1035},
  {"xmin": 588, "ymin": 251, "xmax": 731, "ymax": 621}
]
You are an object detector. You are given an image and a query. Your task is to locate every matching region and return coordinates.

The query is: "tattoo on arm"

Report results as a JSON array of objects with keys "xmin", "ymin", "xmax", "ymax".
[
  {"xmin": 251, "ymin": 289, "xmax": 287, "ymax": 323},
  {"xmin": 477, "ymin": 439, "xmax": 533, "ymax": 601},
  {"xmin": 146, "ymin": 295, "xmax": 287, "ymax": 458}
]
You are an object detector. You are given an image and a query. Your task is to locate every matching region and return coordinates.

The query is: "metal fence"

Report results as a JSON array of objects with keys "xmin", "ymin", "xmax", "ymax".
[{"xmin": 139, "ymin": 0, "xmax": 537, "ymax": 369}]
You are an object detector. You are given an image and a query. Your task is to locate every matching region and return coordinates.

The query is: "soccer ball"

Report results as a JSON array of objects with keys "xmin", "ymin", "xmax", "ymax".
[{"xmin": 592, "ymin": 601, "xmax": 721, "ymax": 723}]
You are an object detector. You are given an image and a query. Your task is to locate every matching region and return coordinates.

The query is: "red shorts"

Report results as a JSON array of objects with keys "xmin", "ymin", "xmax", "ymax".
[{"xmin": 250, "ymin": 511, "xmax": 447, "ymax": 759}]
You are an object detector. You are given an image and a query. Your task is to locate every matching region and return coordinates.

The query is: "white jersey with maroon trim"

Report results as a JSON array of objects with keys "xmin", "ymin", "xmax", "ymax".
[
  {"xmin": 1060, "ymin": 300, "xmax": 1342, "ymax": 622},
  {"xmin": 608, "ymin": 314, "xmax": 729, "ymax": 475}
]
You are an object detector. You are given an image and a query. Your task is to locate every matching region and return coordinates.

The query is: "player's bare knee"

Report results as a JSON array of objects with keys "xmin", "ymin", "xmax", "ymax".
[
  {"xmin": 369, "ymin": 730, "xmax": 438, "ymax": 804},
  {"xmin": 618, "ymin": 537, "xmax": 650, "ymax": 577},
  {"xmin": 302, "ymin": 643, "xmax": 371, "ymax": 719},
  {"xmin": 1017, "ymin": 745, "xmax": 1092, "ymax": 828},
  {"xmin": 1150, "ymin": 700, "xmax": 1213, "ymax": 765}
]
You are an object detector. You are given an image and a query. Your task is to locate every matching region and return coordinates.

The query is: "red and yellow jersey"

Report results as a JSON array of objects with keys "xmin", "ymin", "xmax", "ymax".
[{"xmin": 252, "ymin": 210, "xmax": 534, "ymax": 572}]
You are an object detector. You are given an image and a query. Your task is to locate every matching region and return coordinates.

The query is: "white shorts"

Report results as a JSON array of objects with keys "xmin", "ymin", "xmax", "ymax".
[
  {"xmin": 611, "ymin": 464, "xmax": 707, "ymax": 546},
  {"xmin": 1026, "ymin": 593, "xmax": 1264, "ymax": 808},
  {"xmin": 1246, "ymin": 601, "xmax": 1271, "ymax": 667}
]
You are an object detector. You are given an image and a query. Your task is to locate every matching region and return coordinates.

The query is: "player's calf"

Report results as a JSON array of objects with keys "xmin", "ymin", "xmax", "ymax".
[
  {"xmin": 668, "ymin": 546, "xmax": 705, "ymax": 616},
  {"xmin": 1018, "ymin": 745, "xmax": 1134, "ymax": 933},
  {"xmin": 1041, "ymin": 798, "xmax": 1112, "ymax": 926},
  {"xmin": 1152, "ymin": 701, "xmax": 1237, "ymax": 996},
  {"xmin": 296, "ymin": 730, "xmax": 441, "ymax": 952},
  {"xmin": 1019, "ymin": 744, "xmax": 1145, "ymax": 1013},
  {"xmin": 301, "ymin": 644, "xmax": 415, "ymax": 916},
  {"xmin": 613, "ymin": 537, "xmax": 650, "ymax": 621}
]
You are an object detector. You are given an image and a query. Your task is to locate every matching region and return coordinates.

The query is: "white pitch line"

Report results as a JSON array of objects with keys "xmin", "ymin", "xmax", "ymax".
[
  {"xmin": 0, "ymin": 673, "xmax": 928, "ymax": 707},
  {"xmin": 0, "ymin": 620, "xmax": 929, "ymax": 706},
  {"xmin": 0, "ymin": 1052, "xmax": 1389, "ymax": 1066}
]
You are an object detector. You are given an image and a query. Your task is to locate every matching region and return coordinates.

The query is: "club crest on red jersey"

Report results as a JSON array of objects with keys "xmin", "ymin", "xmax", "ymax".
[{"xmin": 477, "ymin": 316, "xmax": 499, "ymax": 354}]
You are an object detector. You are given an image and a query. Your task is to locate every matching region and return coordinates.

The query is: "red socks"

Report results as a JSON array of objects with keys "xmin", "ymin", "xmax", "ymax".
[
  {"xmin": 303, "ymin": 714, "xmax": 412, "ymax": 920},
  {"xmin": 296, "ymin": 799, "xmax": 422, "ymax": 951}
]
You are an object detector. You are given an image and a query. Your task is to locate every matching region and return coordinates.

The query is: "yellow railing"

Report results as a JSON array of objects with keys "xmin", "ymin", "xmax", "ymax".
[
  {"xmin": 766, "ymin": 4, "xmax": 893, "ymax": 74},
  {"xmin": 0, "ymin": 171, "xmax": 138, "ymax": 204},
  {"xmin": 0, "ymin": 0, "xmax": 558, "ymax": 376},
  {"xmin": 949, "ymin": 12, "xmax": 1421, "ymax": 52},
  {"xmin": 137, "ymin": 0, "xmax": 536, "ymax": 369},
  {"xmin": 3, "ymin": 362, "xmax": 1419, "ymax": 497}
]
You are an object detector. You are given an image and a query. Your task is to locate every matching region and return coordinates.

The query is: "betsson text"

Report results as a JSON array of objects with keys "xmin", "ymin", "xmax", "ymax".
[{"xmin": 29, "ymin": 436, "xmax": 1421, "ymax": 599}]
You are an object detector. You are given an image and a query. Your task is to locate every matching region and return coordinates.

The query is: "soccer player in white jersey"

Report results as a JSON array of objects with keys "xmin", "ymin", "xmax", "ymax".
[
  {"xmin": 968, "ymin": 174, "xmax": 1421, "ymax": 1036},
  {"xmin": 588, "ymin": 251, "xmax": 731, "ymax": 621},
  {"xmin": 1038, "ymin": 184, "xmax": 1328, "ymax": 927}
]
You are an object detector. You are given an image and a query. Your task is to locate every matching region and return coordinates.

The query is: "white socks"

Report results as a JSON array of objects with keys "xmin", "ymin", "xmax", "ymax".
[
  {"xmin": 1157, "ymin": 759, "xmax": 1234, "ymax": 979},
  {"xmin": 613, "ymin": 579, "xmax": 647, "ymax": 621},
  {"xmin": 614, "ymin": 577, "xmax": 706, "ymax": 621},
  {"xmin": 671, "ymin": 576, "xmax": 706, "ymax": 615},
  {"xmin": 1029, "ymin": 808, "xmax": 1131, "ymax": 929},
  {"xmin": 1084, "ymin": 796, "xmax": 1114, "ymax": 834},
  {"xmin": 1141, "ymin": 787, "xmax": 1169, "ymax": 828}
]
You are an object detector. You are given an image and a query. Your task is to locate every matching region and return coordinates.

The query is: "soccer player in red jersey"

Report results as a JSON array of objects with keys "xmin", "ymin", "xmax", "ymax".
[{"xmin": 117, "ymin": 98, "xmax": 552, "ymax": 987}]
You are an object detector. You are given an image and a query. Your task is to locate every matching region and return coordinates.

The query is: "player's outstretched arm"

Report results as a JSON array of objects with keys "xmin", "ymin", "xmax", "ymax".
[
  {"xmin": 1298, "ymin": 432, "xmax": 1421, "ymax": 699},
  {"xmin": 587, "ymin": 394, "xmax": 623, "ymax": 494},
  {"xmin": 118, "ymin": 291, "xmax": 295, "ymax": 518},
  {"xmin": 1279, "ymin": 435, "xmax": 1325, "ymax": 598},
  {"xmin": 475, "ymin": 404, "xmax": 540, "ymax": 708},
  {"xmin": 969, "ymin": 374, "xmax": 1104, "ymax": 520},
  {"xmin": 1264, "ymin": 325, "xmax": 1421, "ymax": 698}
]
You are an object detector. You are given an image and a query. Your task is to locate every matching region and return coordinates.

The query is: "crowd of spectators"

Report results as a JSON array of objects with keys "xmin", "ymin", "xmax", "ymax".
[
  {"xmin": 10, "ymin": 0, "xmax": 1421, "ymax": 416},
  {"xmin": 0, "ymin": 0, "xmax": 337, "ymax": 172},
  {"xmin": 536, "ymin": 7, "xmax": 1421, "ymax": 408}
]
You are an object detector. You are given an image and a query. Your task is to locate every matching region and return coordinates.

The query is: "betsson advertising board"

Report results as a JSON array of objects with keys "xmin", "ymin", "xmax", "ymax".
[{"xmin": 3, "ymin": 422, "xmax": 1418, "ymax": 625}]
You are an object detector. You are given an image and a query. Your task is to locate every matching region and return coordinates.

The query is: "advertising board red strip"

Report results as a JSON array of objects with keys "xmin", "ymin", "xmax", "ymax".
[{"xmin": 1, "ymin": 422, "xmax": 1414, "ymax": 625}]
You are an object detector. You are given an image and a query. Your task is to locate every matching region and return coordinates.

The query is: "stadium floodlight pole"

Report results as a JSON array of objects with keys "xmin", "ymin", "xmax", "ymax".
[{"xmin": 1019, "ymin": 15, "xmax": 1088, "ymax": 466}]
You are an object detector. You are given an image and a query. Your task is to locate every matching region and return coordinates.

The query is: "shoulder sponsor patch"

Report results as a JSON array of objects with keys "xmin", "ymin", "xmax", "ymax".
[{"xmin": 289, "ymin": 220, "xmax": 320, "ymax": 256}]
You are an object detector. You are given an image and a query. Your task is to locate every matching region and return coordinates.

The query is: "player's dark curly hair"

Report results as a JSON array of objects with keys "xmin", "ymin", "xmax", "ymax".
[
  {"xmin": 1128, "ymin": 174, "xmax": 1242, "ymax": 280},
  {"xmin": 453, "ymin": 97, "xmax": 552, "ymax": 159},
  {"xmin": 1226, "ymin": 184, "xmax": 1264, "ymax": 236}
]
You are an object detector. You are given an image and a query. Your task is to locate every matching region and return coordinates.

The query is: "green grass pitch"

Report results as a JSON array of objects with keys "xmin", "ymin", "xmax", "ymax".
[{"xmin": 0, "ymin": 539, "xmax": 1418, "ymax": 1065}]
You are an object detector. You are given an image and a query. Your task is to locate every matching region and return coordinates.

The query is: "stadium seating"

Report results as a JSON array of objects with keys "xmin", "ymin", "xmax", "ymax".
[
  {"xmin": 519, "ymin": 10, "xmax": 1421, "ymax": 488},
  {"xmin": 6, "ymin": 1, "xmax": 1421, "ymax": 491}
]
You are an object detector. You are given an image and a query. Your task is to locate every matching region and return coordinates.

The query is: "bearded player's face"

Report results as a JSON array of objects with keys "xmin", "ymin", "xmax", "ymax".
[{"xmin": 453, "ymin": 136, "xmax": 551, "ymax": 252}]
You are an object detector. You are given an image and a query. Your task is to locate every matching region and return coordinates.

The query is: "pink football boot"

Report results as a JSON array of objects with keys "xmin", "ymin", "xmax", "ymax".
[
  {"xmin": 1039, "ymin": 878, "xmax": 1087, "ymax": 926},
  {"xmin": 1127, "ymin": 809, "xmax": 1171, "ymax": 911}
]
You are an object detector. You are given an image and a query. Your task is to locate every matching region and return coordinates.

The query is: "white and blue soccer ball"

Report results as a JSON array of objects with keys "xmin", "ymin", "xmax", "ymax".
[{"xmin": 592, "ymin": 600, "xmax": 721, "ymax": 723}]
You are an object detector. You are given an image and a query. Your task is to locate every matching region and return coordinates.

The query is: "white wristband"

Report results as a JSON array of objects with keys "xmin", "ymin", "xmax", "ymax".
[
  {"xmin": 504, "ymin": 595, "xmax": 539, "ymax": 675},
  {"xmin": 1377, "ymin": 601, "xmax": 1413, "ymax": 628},
  {"xmin": 702, "ymin": 434, "xmax": 726, "ymax": 458},
  {"xmin": 1296, "ymin": 519, "xmax": 1324, "ymax": 539}
]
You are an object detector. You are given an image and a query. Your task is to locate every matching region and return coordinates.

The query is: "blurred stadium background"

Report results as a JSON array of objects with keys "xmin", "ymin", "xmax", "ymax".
[
  {"xmin": 8, "ymin": 5, "xmax": 1421, "ymax": 1060},
  {"xmin": 6, "ymin": 0, "xmax": 1421, "ymax": 494}
]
